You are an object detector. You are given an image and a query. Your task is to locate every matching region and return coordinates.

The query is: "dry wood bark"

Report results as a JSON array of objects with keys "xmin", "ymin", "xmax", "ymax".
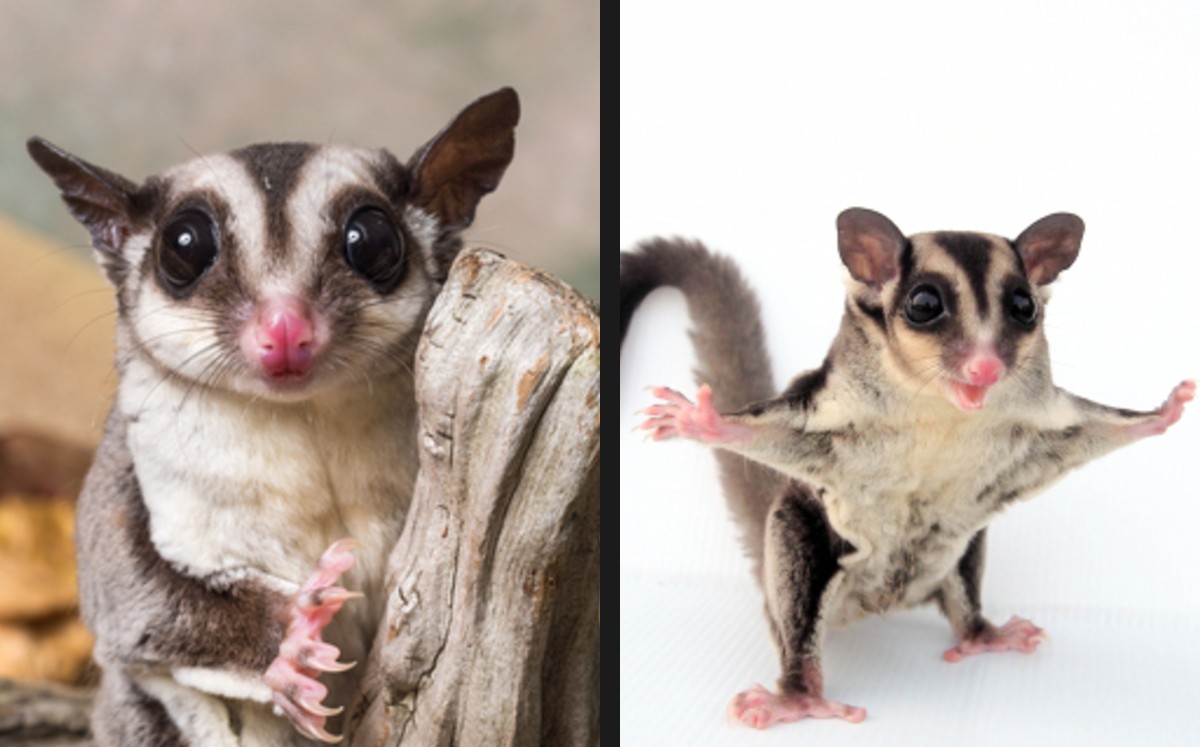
[
  {"xmin": 347, "ymin": 249, "xmax": 600, "ymax": 746},
  {"xmin": 0, "ymin": 678, "xmax": 93, "ymax": 746}
]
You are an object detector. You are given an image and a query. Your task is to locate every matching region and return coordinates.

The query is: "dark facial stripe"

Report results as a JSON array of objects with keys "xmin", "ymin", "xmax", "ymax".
[
  {"xmin": 934, "ymin": 233, "xmax": 992, "ymax": 319},
  {"xmin": 369, "ymin": 149, "xmax": 411, "ymax": 205},
  {"xmin": 1004, "ymin": 239, "xmax": 1029, "ymax": 281},
  {"xmin": 230, "ymin": 142, "xmax": 318, "ymax": 261},
  {"xmin": 897, "ymin": 238, "xmax": 915, "ymax": 289},
  {"xmin": 853, "ymin": 298, "xmax": 887, "ymax": 335}
]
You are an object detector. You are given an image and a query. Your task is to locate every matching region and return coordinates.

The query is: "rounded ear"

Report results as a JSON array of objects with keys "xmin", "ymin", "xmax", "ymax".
[
  {"xmin": 836, "ymin": 207, "xmax": 906, "ymax": 289},
  {"xmin": 1015, "ymin": 213, "xmax": 1084, "ymax": 286}
]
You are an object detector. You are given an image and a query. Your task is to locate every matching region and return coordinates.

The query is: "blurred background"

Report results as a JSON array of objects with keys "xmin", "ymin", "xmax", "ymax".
[
  {"xmin": 0, "ymin": 0, "xmax": 596, "ymax": 698},
  {"xmin": 4, "ymin": 0, "xmax": 599, "ymax": 297}
]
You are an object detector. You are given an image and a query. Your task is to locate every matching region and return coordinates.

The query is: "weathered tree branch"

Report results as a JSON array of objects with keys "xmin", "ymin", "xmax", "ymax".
[
  {"xmin": 0, "ymin": 678, "xmax": 92, "ymax": 746},
  {"xmin": 348, "ymin": 248, "xmax": 599, "ymax": 746}
]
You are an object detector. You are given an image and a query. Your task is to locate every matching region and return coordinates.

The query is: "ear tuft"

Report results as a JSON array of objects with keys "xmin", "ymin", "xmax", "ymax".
[
  {"xmin": 1015, "ymin": 213, "xmax": 1084, "ymax": 286},
  {"xmin": 408, "ymin": 87, "xmax": 520, "ymax": 237},
  {"xmin": 27, "ymin": 137, "xmax": 138, "ymax": 260},
  {"xmin": 836, "ymin": 207, "xmax": 907, "ymax": 289}
]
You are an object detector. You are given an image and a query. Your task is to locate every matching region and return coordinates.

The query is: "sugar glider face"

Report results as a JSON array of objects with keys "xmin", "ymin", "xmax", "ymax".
[
  {"xmin": 837, "ymin": 208, "xmax": 1083, "ymax": 412},
  {"xmin": 127, "ymin": 143, "xmax": 452, "ymax": 400},
  {"xmin": 884, "ymin": 231, "xmax": 1046, "ymax": 411},
  {"xmin": 27, "ymin": 87, "xmax": 519, "ymax": 402}
]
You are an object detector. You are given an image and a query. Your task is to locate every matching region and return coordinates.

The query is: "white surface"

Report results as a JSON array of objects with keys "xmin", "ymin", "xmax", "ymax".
[
  {"xmin": 621, "ymin": 574, "xmax": 1200, "ymax": 747},
  {"xmin": 620, "ymin": 1, "xmax": 1200, "ymax": 744}
]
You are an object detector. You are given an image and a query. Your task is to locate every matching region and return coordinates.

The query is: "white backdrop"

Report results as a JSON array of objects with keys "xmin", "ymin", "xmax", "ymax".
[{"xmin": 620, "ymin": 2, "xmax": 1200, "ymax": 745}]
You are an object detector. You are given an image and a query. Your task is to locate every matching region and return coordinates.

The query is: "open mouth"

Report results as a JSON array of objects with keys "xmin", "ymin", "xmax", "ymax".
[{"xmin": 948, "ymin": 381, "xmax": 991, "ymax": 411}]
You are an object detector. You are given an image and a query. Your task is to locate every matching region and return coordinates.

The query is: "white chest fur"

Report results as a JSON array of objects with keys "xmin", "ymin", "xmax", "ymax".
[
  {"xmin": 119, "ymin": 355, "xmax": 417, "ymax": 643},
  {"xmin": 812, "ymin": 401, "xmax": 1047, "ymax": 623}
]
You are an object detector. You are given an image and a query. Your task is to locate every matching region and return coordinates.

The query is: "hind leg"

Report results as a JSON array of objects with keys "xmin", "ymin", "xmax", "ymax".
[
  {"xmin": 91, "ymin": 667, "xmax": 283, "ymax": 747},
  {"xmin": 729, "ymin": 484, "xmax": 866, "ymax": 728},
  {"xmin": 91, "ymin": 671, "xmax": 189, "ymax": 747},
  {"xmin": 934, "ymin": 530, "xmax": 1047, "ymax": 663}
]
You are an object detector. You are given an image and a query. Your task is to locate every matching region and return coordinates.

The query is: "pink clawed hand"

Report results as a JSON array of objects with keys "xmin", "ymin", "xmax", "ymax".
[
  {"xmin": 637, "ymin": 384, "xmax": 754, "ymax": 444},
  {"xmin": 1128, "ymin": 379, "xmax": 1194, "ymax": 438},
  {"xmin": 264, "ymin": 538, "xmax": 362, "ymax": 744}
]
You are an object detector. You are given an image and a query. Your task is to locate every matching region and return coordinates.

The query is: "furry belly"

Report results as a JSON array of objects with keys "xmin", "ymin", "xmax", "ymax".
[{"xmin": 825, "ymin": 528, "xmax": 972, "ymax": 626}]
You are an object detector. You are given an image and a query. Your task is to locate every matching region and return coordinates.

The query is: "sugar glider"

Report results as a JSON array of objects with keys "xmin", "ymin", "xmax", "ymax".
[
  {"xmin": 27, "ymin": 87, "xmax": 518, "ymax": 745},
  {"xmin": 623, "ymin": 208, "xmax": 1193, "ymax": 726}
]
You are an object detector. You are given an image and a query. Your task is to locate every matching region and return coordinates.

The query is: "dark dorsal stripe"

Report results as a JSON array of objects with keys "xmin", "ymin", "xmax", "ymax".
[
  {"xmin": 933, "ymin": 232, "xmax": 992, "ymax": 319},
  {"xmin": 230, "ymin": 143, "xmax": 318, "ymax": 260}
]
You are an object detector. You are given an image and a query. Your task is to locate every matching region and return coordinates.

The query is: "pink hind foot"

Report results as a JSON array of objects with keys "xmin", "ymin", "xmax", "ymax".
[
  {"xmin": 728, "ymin": 684, "xmax": 867, "ymax": 728},
  {"xmin": 264, "ymin": 538, "xmax": 362, "ymax": 744},
  {"xmin": 943, "ymin": 615, "xmax": 1048, "ymax": 662}
]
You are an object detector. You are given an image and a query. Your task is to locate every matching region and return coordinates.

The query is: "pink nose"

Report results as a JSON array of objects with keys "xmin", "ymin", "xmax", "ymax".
[
  {"xmin": 250, "ymin": 300, "xmax": 315, "ymax": 377},
  {"xmin": 963, "ymin": 354, "xmax": 1005, "ymax": 387}
]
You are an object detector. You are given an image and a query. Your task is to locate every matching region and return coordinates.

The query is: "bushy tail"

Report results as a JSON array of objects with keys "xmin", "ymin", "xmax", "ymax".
[{"xmin": 621, "ymin": 238, "xmax": 785, "ymax": 578}]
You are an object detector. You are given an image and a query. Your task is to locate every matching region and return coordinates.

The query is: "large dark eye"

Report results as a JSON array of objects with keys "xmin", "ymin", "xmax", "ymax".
[
  {"xmin": 904, "ymin": 285, "xmax": 945, "ymax": 325},
  {"xmin": 158, "ymin": 209, "xmax": 219, "ymax": 291},
  {"xmin": 344, "ymin": 207, "xmax": 405, "ymax": 292},
  {"xmin": 1009, "ymin": 288, "xmax": 1038, "ymax": 327}
]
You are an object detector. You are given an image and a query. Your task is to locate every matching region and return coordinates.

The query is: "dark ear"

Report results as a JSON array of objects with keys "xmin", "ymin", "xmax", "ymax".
[
  {"xmin": 27, "ymin": 137, "xmax": 138, "ymax": 281},
  {"xmin": 836, "ymin": 208, "xmax": 907, "ymax": 289},
  {"xmin": 408, "ymin": 87, "xmax": 519, "ymax": 236},
  {"xmin": 1015, "ymin": 213, "xmax": 1083, "ymax": 285}
]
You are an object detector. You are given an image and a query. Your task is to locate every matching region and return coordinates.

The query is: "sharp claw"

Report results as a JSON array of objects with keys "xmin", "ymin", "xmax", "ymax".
[
  {"xmin": 273, "ymin": 692, "xmax": 343, "ymax": 743},
  {"xmin": 283, "ymin": 639, "xmax": 359, "ymax": 674},
  {"xmin": 298, "ymin": 721, "xmax": 344, "ymax": 744},
  {"xmin": 298, "ymin": 698, "xmax": 344, "ymax": 718},
  {"xmin": 328, "ymin": 588, "xmax": 365, "ymax": 602},
  {"xmin": 311, "ymin": 658, "xmax": 357, "ymax": 674},
  {"xmin": 269, "ymin": 538, "xmax": 360, "ymax": 742},
  {"xmin": 326, "ymin": 538, "xmax": 362, "ymax": 557},
  {"xmin": 298, "ymin": 586, "xmax": 363, "ymax": 610}
]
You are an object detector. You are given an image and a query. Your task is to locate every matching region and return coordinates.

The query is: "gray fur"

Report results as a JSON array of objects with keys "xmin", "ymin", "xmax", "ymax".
[
  {"xmin": 626, "ymin": 209, "xmax": 1188, "ymax": 714},
  {"xmin": 710, "ymin": 225, "xmax": 1166, "ymax": 625},
  {"xmin": 621, "ymin": 238, "xmax": 785, "ymax": 579},
  {"xmin": 28, "ymin": 88, "xmax": 519, "ymax": 745},
  {"xmin": 77, "ymin": 412, "xmax": 290, "ymax": 675},
  {"xmin": 92, "ymin": 677, "xmax": 188, "ymax": 747}
]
